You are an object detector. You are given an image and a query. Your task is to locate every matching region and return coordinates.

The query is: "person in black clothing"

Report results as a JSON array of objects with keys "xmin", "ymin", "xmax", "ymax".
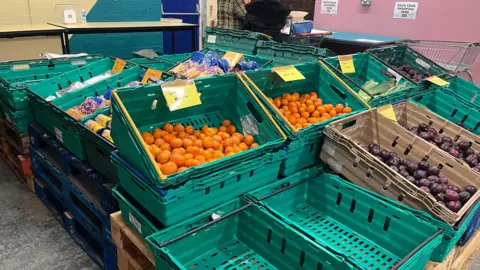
[{"xmin": 243, "ymin": 0, "xmax": 291, "ymax": 41}]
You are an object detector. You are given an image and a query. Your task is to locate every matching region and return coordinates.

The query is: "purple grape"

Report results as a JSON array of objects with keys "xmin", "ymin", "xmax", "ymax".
[
  {"xmin": 427, "ymin": 166, "xmax": 440, "ymax": 176},
  {"xmin": 447, "ymin": 185, "xmax": 461, "ymax": 193},
  {"xmin": 445, "ymin": 190, "xmax": 459, "ymax": 201},
  {"xmin": 420, "ymin": 186, "xmax": 431, "ymax": 193},
  {"xmin": 414, "ymin": 170, "xmax": 427, "ymax": 180},
  {"xmin": 447, "ymin": 201, "xmax": 463, "ymax": 212},
  {"xmin": 459, "ymin": 191, "xmax": 472, "ymax": 204},
  {"xmin": 427, "ymin": 175, "xmax": 439, "ymax": 183},
  {"xmin": 438, "ymin": 175, "xmax": 448, "ymax": 185},
  {"xmin": 418, "ymin": 161, "xmax": 430, "ymax": 171},
  {"xmin": 435, "ymin": 193, "xmax": 446, "ymax": 202},
  {"xmin": 465, "ymin": 185, "xmax": 477, "ymax": 195}
]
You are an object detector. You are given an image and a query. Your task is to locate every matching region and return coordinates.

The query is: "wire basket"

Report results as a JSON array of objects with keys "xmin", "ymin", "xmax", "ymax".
[
  {"xmin": 399, "ymin": 40, "xmax": 480, "ymax": 77},
  {"xmin": 281, "ymin": 33, "xmax": 329, "ymax": 47}
]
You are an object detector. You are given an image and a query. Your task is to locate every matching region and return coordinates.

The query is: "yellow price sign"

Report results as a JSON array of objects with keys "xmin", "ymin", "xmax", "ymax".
[
  {"xmin": 141, "ymin": 68, "xmax": 163, "ymax": 84},
  {"xmin": 112, "ymin": 58, "xmax": 126, "ymax": 74},
  {"xmin": 378, "ymin": 104, "xmax": 397, "ymax": 122},
  {"xmin": 222, "ymin": 51, "xmax": 244, "ymax": 67},
  {"xmin": 426, "ymin": 76, "xmax": 449, "ymax": 86},
  {"xmin": 272, "ymin": 65, "xmax": 305, "ymax": 82},
  {"xmin": 161, "ymin": 80, "xmax": 202, "ymax": 111},
  {"xmin": 339, "ymin": 55, "xmax": 355, "ymax": 74}
]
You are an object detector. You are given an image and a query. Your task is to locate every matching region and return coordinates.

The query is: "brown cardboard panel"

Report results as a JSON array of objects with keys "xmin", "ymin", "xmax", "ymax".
[
  {"xmin": 321, "ymin": 108, "xmax": 480, "ymax": 225},
  {"xmin": 0, "ymin": 36, "xmax": 62, "ymax": 62},
  {"xmin": 0, "ymin": 0, "xmax": 31, "ymax": 25}
]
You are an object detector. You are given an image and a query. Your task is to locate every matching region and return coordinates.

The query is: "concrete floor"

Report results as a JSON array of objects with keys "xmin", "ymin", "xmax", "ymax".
[{"xmin": 0, "ymin": 159, "xmax": 99, "ymax": 270}]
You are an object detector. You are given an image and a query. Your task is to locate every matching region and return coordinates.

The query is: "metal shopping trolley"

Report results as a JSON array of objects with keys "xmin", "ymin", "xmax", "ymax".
[{"xmin": 399, "ymin": 40, "xmax": 480, "ymax": 81}]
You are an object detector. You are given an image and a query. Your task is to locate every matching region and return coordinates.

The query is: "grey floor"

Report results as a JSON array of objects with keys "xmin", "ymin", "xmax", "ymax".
[{"xmin": 0, "ymin": 159, "xmax": 100, "ymax": 270}]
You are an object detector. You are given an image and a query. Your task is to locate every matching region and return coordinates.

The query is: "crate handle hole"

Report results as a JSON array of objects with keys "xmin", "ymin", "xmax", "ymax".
[
  {"xmin": 341, "ymin": 120, "xmax": 357, "ymax": 130},
  {"xmin": 367, "ymin": 209, "xmax": 374, "ymax": 223}
]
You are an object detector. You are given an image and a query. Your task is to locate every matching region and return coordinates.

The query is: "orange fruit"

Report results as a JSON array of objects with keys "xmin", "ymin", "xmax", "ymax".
[
  {"xmin": 187, "ymin": 146, "xmax": 201, "ymax": 156},
  {"xmin": 293, "ymin": 113, "xmax": 301, "ymax": 119},
  {"xmin": 292, "ymin": 92, "xmax": 300, "ymax": 101},
  {"xmin": 177, "ymin": 167, "xmax": 188, "ymax": 173},
  {"xmin": 203, "ymin": 137, "xmax": 214, "ymax": 149},
  {"xmin": 288, "ymin": 116, "xmax": 297, "ymax": 125},
  {"xmin": 174, "ymin": 123, "xmax": 184, "ymax": 133},
  {"xmin": 176, "ymin": 131, "xmax": 187, "ymax": 139},
  {"xmin": 305, "ymin": 99, "xmax": 314, "ymax": 106},
  {"xmin": 218, "ymin": 132, "xmax": 230, "ymax": 140},
  {"xmin": 232, "ymin": 133, "xmax": 244, "ymax": 142},
  {"xmin": 218, "ymin": 126, "xmax": 228, "ymax": 133},
  {"xmin": 224, "ymin": 146, "xmax": 234, "ymax": 154},
  {"xmin": 150, "ymin": 145, "xmax": 162, "ymax": 156},
  {"xmin": 222, "ymin": 119, "xmax": 231, "ymax": 126},
  {"xmin": 172, "ymin": 148, "xmax": 186, "ymax": 155},
  {"xmin": 212, "ymin": 135, "xmax": 223, "ymax": 143},
  {"xmin": 273, "ymin": 98, "xmax": 281, "ymax": 108},
  {"xmin": 142, "ymin": 132, "xmax": 154, "ymax": 145},
  {"xmin": 289, "ymin": 106, "xmax": 299, "ymax": 114},
  {"xmin": 223, "ymin": 138, "xmax": 233, "ymax": 148},
  {"xmin": 231, "ymin": 136, "xmax": 241, "ymax": 145},
  {"xmin": 233, "ymin": 145, "xmax": 242, "ymax": 153},
  {"xmin": 161, "ymin": 162, "xmax": 177, "ymax": 175},
  {"xmin": 199, "ymin": 133, "xmax": 207, "ymax": 140},
  {"xmin": 163, "ymin": 123, "xmax": 174, "ymax": 133},
  {"xmin": 284, "ymin": 111, "xmax": 292, "ymax": 118},
  {"xmin": 186, "ymin": 135, "xmax": 197, "ymax": 142},
  {"xmin": 185, "ymin": 125, "xmax": 194, "ymax": 135},
  {"xmin": 295, "ymin": 123, "xmax": 303, "ymax": 130},
  {"xmin": 227, "ymin": 125, "xmax": 236, "ymax": 135},
  {"xmin": 193, "ymin": 130, "xmax": 202, "ymax": 138},
  {"xmin": 343, "ymin": 107, "xmax": 352, "ymax": 113},
  {"xmin": 212, "ymin": 141, "xmax": 221, "ymax": 150},
  {"xmin": 311, "ymin": 111, "xmax": 320, "ymax": 118},
  {"xmin": 195, "ymin": 139, "xmax": 203, "ymax": 148},
  {"xmin": 281, "ymin": 98, "xmax": 288, "ymax": 105},
  {"xmin": 182, "ymin": 138, "xmax": 193, "ymax": 148},
  {"xmin": 244, "ymin": 135, "xmax": 254, "ymax": 146},
  {"xmin": 317, "ymin": 106, "xmax": 326, "ymax": 115},
  {"xmin": 322, "ymin": 113, "xmax": 331, "ymax": 119},
  {"xmin": 204, "ymin": 148, "xmax": 215, "ymax": 159},
  {"xmin": 226, "ymin": 152, "xmax": 235, "ymax": 157},
  {"xmin": 335, "ymin": 104, "xmax": 344, "ymax": 113},
  {"xmin": 195, "ymin": 155, "xmax": 206, "ymax": 164},
  {"xmin": 155, "ymin": 138, "xmax": 165, "ymax": 147},
  {"xmin": 329, "ymin": 110, "xmax": 337, "ymax": 117},
  {"xmin": 170, "ymin": 154, "xmax": 186, "ymax": 167},
  {"xmin": 250, "ymin": 143, "xmax": 259, "ymax": 149},
  {"xmin": 306, "ymin": 105, "xmax": 316, "ymax": 113},
  {"xmin": 184, "ymin": 153, "xmax": 194, "ymax": 160},
  {"xmin": 299, "ymin": 108, "xmax": 306, "ymax": 114},
  {"xmin": 160, "ymin": 143, "xmax": 172, "ymax": 151},
  {"xmin": 156, "ymin": 152, "xmax": 171, "ymax": 164},
  {"xmin": 301, "ymin": 112, "xmax": 310, "ymax": 119},
  {"xmin": 201, "ymin": 125, "xmax": 209, "ymax": 133},
  {"xmin": 308, "ymin": 118, "xmax": 318, "ymax": 124},
  {"xmin": 153, "ymin": 128, "xmax": 163, "ymax": 139},
  {"xmin": 170, "ymin": 138, "xmax": 183, "ymax": 149},
  {"xmin": 239, "ymin": 143, "xmax": 249, "ymax": 151},
  {"xmin": 314, "ymin": 100, "xmax": 323, "ymax": 107},
  {"xmin": 162, "ymin": 134, "xmax": 174, "ymax": 143}
]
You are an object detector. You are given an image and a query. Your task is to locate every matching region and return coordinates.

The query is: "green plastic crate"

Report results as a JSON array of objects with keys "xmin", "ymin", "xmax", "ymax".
[
  {"xmin": 244, "ymin": 62, "xmax": 368, "ymax": 176},
  {"xmin": 111, "ymin": 147, "xmax": 283, "ymax": 226},
  {"xmin": 146, "ymin": 199, "xmax": 356, "ymax": 270},
  {"xmin": 409, "ymin": 88, "xmax": 480, "ymax": 135},
  {"xmin": 0, "ymin": 100, "xmax": 33, "ymax": 133},
  {"xmin": 256, "ymin": 40, "xmax": 336, "ymax": 66},
  {"xmin": 203, "ymin": 27, "xmax": 267, "ymax": 55},
  {"xmin": 0, "ymin": 56, "xmax": 104, "ymax": 110},
  {"xmin": 368, "ymin": 45, "xmax": 450, "ymax": 86},
  {"xmin": 30, "ymin": 65, "xmax": 147, "ymax": 161},
  {"xmin": 247, "ymin": 170, "xmax": 443, "ymax": 269},
  {"xmin": 157, "ymin": 53, "xmax": 194, "ymax": 63},
  {"xmin": 126, "ymin": 57, "xmax": 178, "ymax": 71},
  {"xmin": 443, "ymin": 76, "xmax": 480, "ymax": 106},
  {"xmin": 111, "ymin": 74, "xmax": 285, "ymax": 188},
  {"xmin": 322, "ymin": 53, "xmax": 423, "ymax": 107}
]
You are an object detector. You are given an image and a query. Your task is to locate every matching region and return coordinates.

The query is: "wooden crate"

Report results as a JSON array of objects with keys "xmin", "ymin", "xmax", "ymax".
[
  {"xmin": 426, "ymin": 231, "xmax": 480, "ymax": 270},
  {"xmin": 0, "ymin": 118, "xmax": 29, "ymax": 155},
  {"xmin": 111, "ymin": 212, "xmax": 155, "ymax": 270}
]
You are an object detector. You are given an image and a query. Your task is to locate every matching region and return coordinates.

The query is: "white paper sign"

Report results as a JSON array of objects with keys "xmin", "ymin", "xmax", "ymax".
[
  {"xmin": 393, "ymin": 2, "xmax": 418, "ymax": 20},
  {"xmin": 321, "ymin": 0, "xmax": 339, "ymax": 15}
]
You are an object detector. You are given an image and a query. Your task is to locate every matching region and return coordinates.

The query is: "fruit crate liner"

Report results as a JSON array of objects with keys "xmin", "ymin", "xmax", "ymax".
[
  {"xmin": 367, "ymin": 45, "xmax": 450, "ymax": 86},
  {"xmin": 410, "ymin": 88, "xmax": 480, "ymax": 135},
  {"xmin": 392, "ymin": 101, "xmax": 480, "ymax": 172},
  {"xmin": 146, "ymin": 200, "xmax": 357, "ymax": 270},
  {"xmin": 110, "ymin": 74, "xmax": 286, "ymax": 188},
  {"xmin": 248, "ymin": 170, "xmax": 443, "ymax": 270},
  {"xmin": 320, "ymin": 108, "xmax": 480, "ymax": 225}
]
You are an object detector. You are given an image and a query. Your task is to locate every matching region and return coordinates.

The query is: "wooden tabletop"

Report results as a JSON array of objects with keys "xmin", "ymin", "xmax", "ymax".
[
  {"xmin": 49, "ymin": 21, "xmax": 198, "ymax": 32},
  {"xmin": 0, "ymin": 24, "xmax": 64, "ymax": 35}
]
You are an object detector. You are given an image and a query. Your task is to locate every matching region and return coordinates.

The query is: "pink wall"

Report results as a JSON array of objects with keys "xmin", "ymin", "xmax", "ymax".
[{"xmin": 314, "ymin": 0, "xmax": 480, "ymax": 84}]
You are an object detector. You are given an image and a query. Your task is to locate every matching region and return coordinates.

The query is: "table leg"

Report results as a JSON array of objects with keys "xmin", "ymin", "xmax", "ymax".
[
  {"xmin": 191, "ymin": 28, "xmax": 196, "ymax": 52},
  {"xmin": 64, "ymin": 33, "xmax": 71, "ymax": 54},
  {"xmin": 60, "ymin": 34, "xmax": 67, "ymax": 54},
  {"xmin": 171, "ymin": 31, "xmax": 176, "ymax": 54}
]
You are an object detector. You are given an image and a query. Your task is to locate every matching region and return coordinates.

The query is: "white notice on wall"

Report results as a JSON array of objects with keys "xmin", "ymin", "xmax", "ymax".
[
  {"xmin": 321, "ymin": 0, "xmax": 339, "ymax": 15},
  {"xmin": 393, "ymin": 2, "xmax": 419, "ymax": 20}
]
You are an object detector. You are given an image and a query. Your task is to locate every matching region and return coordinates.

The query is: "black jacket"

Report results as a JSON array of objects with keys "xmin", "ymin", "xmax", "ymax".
[{"xmin": 243, "ymin": 0, "xmax": 291, "ymax": 40}]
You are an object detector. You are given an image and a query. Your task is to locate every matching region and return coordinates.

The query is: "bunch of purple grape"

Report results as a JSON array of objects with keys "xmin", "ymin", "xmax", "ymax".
[
  {"xmin": 367, "ymin": 143, "xmax": 477, "ymax": 213},
  {"xmin": 403, "ymin": 123, "xmax": 480, "ymax": 171},
  {"xmin": 392, "ymin": 64, "xmax": 432, "ymax": 82}
]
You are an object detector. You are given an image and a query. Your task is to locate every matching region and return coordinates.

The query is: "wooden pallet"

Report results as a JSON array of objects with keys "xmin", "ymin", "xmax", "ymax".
[
  {"xmin": 111, "ymin": 212, "xmax": 155, "ymax": 270},
  {"xmin": 1, "ymin": 136, "xmax": 34, "ymax": 193},
  {"xmin": 426, "ymin": 231, "xmax": 480, "ymax": 270},
  {"xmin": 0, "ymin": 118, "xmax": 29, "ymax": 155}
]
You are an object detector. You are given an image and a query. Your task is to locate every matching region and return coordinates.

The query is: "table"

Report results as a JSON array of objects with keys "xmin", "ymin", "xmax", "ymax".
[
  {"xmin": 48, "ymin": 22, "xmax": 199, "ymax": 54},
  {"xmin": 322, "ymin": 31, "xmax": 406, "ymax": 55},
  {"xmin": 0, "ymin": 24, "xmax": 68, "ymax": 54}
]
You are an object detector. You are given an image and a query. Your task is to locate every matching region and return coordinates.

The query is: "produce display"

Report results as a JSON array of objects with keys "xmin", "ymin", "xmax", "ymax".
[
  {"xmin": 66, "ymin": 88, "xmax": 113, "ymax": 120},
  {"xmin": 47, "ymin": 71, "xmax": 114, "ymax": 101},
  {"xmin": 267, "ymin": 92, "xmax": 352, "ymax": 130},
  {"xmin": 84, "ymin": 114, "xmax": 113, "ymax": 143},
  {"xmin": 366, "ymin": 143, "xmax": 477, "ymax": 212},
  {"xmin": 141, "ymin": 120, "xmax": 259, "ymax": 175},
  {"xmin": 401, "ymin": 122, "xmax": 480, "ymax": 170},
  {"xmin": 391, "ymin": 64, "xmax": 433, "ymax": 82},
  {"xmin": 170, "ymin": 51, "xmax": 260, "ymax": 79}
]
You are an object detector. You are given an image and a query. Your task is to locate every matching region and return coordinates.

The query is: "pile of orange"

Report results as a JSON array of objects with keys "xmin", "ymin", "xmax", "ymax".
[
  {"xmin": 141, "ymin": 120, "xmax": 259, "ymax": 176},
  {"xmin": 268, "ymin": 92, "xmax": 352, "ymax": 130}
]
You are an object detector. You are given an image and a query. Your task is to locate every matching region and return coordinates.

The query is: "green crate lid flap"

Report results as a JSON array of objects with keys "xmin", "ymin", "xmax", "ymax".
[
  {"xmin": 204, "ymin": 27, "xmax": 265, "ymax": 55},
  {"xmin": 256, "ymin": 40, "xmax": 335, "ymax": 66}
]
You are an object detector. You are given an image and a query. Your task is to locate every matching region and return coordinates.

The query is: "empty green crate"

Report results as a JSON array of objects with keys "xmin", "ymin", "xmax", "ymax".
[
  {"xmin": 203, "ymin": 27, "xmax": 267, "ymax": 55},
  {"xmin": 322, "ymin": 53, "xmax": 423, "ymax": 107},
  {"xmin": 409, "ymin": 88, "xmax": 480, "ymax": 135},
  {"xmin": 443, "ymin": 76, "xmax": 480, "ymax": 106},
  {"xmin": 0, "ymin": 56, "xmax": 104, "ymax": 110},
  {"xmin": 146, "ymin": 199, "xmax": 357, "ymax": 270},
  {"xmin": 111, "ymin": 148, "xmax": 284, "ymax": 226},
  {"xmin": 256, "ymin": 40, "xmax": 335, "ymax": 66},
  {"xmin": 30, "ymin": 65, "xmax": 147, "ymax": 161},
  {"xmin": 126, "ymin": 57, "xmax": 178, "ymax": 71},
  {"xmin": 111, "ymin": 74, "xmax": 285, "ymax": 188},
  {"xmin": 368, "ymin": 45, "xmax": 450, "ymax": 86},
  {"xmin": 0, "ymin": 100, "xmax": 33, "ymax": 133},
  {"xmin": 244, "ymin": 62, "xmax": 368, "ymax": 176},
  {"xmin": 248, "ymin": 171, "xmax": 443, "ymax": 269}
]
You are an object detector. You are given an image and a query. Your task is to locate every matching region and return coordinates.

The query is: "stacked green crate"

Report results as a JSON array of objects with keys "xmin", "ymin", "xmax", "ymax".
[
  {"xmin": 322, "ymin": 53, "xmax": 423, "ymax": 107},
  {"xmin": 256, "ymin": 40, "xmax": 335, "ymax": 66},
  {"xmin": 126, "ymin": 57, "xmax": 178, "ymax": 72},
  {"xmin": 244, "ymin": 61, "xmax": 368, "ymax": 176},
  {"xmin": 0, "ymin": 56, "xmax": 104, "ymax": 132}
]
